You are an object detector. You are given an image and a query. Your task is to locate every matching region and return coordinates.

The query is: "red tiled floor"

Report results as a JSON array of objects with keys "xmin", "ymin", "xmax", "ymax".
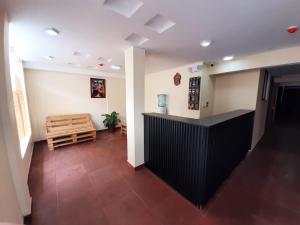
[{"xmin": 28, "ymin": 124, "xmax": 300, "ymax": 225}]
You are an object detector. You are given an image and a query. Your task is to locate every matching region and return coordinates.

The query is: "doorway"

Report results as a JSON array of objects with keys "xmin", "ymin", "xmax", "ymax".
[{"xmin": 264, "ymin": 64, "xmax": 300, "ymax": 132}]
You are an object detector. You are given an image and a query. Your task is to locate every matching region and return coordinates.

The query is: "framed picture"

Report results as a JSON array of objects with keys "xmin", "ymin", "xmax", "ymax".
[
  {"xmin": 90, "ymin": 78, "xmax": 106, "ymax": 98},
  {"xmin": 188, "ymin": 77, "xmax": 201, "ymax": 110}
]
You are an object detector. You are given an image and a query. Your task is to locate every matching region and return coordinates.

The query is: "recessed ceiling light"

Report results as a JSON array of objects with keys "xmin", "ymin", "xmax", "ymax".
[
  {"xmin": 44, "ymin": 56, "xmax": 54, "ymax": 60},
  {"xmin": 111, "ymin": 65, "xmax": 121, "ymax": 70},
  {"xmin": 144, "ymin": 14, "xmax": 176, "ymax": 34},
  {"xmin": 107, "ymin": 58, "xmax": 113, "ymax": 63},
  {"xmin": 200, "ymin": 40, "xmax": 212, "ymax": 47},
  {"xmin": 223, "ymin": 55, "xmax": 234, "ymax": 61},
  {"xmin": 45, "ymin": 28, "xmax": 59, "ymax": 36},
  {"xmin": 103, "ymin": 0, "xmax": 143, "ymax": 18},
  {"xmin": 125, "ymin": 33, "xmax": 149, "ymax": 46}
]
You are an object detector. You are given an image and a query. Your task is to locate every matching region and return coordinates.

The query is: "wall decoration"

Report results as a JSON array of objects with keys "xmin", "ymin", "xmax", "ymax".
[
  {"xmin": 188, "ymin": 77, "xmax": 201, "ymax": 110},
  {"xmin": 90, "ymin": 78, "xmax": 106, "ymax": 98},
  {"xmin": 173, "ymin": 72, "xmax": 181, "ymax": 86}
]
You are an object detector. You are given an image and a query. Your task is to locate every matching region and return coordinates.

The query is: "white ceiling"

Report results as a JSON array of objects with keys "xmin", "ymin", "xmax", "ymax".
[{"xmin": 6, "ymin": 0, "xmax": 300, "ymax": 75}]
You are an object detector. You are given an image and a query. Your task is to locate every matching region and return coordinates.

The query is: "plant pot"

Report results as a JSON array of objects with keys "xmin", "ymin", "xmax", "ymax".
[{"xmin": 108, "ymin": 126, "xmax": 116, "ymax": 132}]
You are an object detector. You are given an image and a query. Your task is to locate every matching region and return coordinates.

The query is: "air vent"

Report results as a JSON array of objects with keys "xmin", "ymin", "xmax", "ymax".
[
  {"xmin": 73, "ymin": 51, "xmax": 82, "ymax": 56},
  {"xmin": 98, "ymin": 57, "xmax": 107, "ymax": 62},
  {"xmin": 144, "ymin": 14, "xmax": 176, "ymax": 34},
  {"xmin": 103, "ymin": 0, "xmax": 143, "ymax": 18},
  {"xmin": 125, "ymin": 33, "xmax": 149, "ymax": 46}
]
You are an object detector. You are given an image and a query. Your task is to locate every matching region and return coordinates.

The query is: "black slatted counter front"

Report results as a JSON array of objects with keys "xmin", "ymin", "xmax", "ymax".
[{"xmin": 143, "ymin": 110, "xmax": 254, "ymax": 207}]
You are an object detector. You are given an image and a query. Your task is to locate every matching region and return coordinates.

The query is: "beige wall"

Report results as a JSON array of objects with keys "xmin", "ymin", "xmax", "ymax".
[
  {"xmin": 212, "ymin": 69, "xmax": 261, "ymax": 114},
  {"xmin": 145, "ymin": 62, "xmax": 209, "ymax": 119},
  {"xmin": 200, "ymin": 65, "xmax": 215, "ymax": 118},
  {"xmin": 0, "ymin": 8, "xmax": 31, "ymax": 223},
  {"xmin": 25, "ymin": 69, "xmax": 126, "ymax": 141},
  {"xmin": 208, "ymin": 45, "xmax": 300, "ymax": 75},
  {"xmin": 212, "ymin": 69, "xmax": 269, "ymax": 149},
  {"xmin": 252, "ymin": 70, "xmax": 269, "ymax": 148}
]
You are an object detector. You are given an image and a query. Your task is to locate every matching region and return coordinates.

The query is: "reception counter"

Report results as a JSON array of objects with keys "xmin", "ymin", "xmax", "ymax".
[{"xmin": 143, "ymin": 110, "xmax": 254, "ymax": 207}]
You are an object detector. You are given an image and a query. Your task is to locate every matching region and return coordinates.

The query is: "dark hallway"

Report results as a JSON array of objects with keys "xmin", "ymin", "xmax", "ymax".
[{"xmin": 276, "ymin": 86, "xmax": 300, "ymax": 124}]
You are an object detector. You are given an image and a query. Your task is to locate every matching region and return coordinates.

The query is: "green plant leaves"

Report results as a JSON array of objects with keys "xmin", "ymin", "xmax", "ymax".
[{"xmin": 102, "ymin": 111, "xmax": 120, "ymax": 128}]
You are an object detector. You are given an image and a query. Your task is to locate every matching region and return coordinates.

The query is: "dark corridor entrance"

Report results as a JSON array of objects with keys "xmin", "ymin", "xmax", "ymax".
[{"xmin": 276, "ymin": 86, "xmax": 300, "ymax": 124}]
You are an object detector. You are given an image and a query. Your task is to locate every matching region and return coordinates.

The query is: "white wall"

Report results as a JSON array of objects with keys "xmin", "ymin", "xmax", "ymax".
[
  {"xmin": 125, "ymin": 47, "xmax": 145, "ymax": 167},
  {"xmin": 24, "ymin": 69, "xmax": 126, "ymax": 141},
  {"xmin": 0, "ymin": 8, "xmax": 31, "ymax": 222},
  {"xmin": 212, "ymin": 70, "xmax": 261, "ymax": 114},
  {"xmin": 145, "ymin": 62, "xmax": 206, "ymax": 119},
  {"xmin": 0, "ymin": 9, "xmax": 23, "ymax": 223},
  {"xmin": 0, "ymin": 121, "xmax": 23, "ymax": 224}
]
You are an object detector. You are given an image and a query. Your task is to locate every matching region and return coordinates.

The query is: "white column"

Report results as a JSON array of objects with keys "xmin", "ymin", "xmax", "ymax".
[{"xmin": 125, "ymin": 47, "xmax": 145, "ymax": 167}]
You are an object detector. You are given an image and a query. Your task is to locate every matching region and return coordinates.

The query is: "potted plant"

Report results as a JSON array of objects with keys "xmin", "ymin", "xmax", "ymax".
[{"xmin": 102, "ymin": 111, "xmax": 121, "ymax": 132}]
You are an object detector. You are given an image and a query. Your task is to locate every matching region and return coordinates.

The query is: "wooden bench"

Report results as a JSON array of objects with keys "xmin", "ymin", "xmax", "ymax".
[
  {"xmin": 121, "ymin": 123, "xmax": 127, "ymax": 135},
  {"xmin": 46, "ymin": 114, "xmax": 96, "ymax": 151}
]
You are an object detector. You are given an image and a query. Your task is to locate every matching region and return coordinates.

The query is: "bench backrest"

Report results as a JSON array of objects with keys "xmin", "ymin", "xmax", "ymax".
[{"xmin": 46, "ymin": 114, "xmax": 94, "ymax": 134}]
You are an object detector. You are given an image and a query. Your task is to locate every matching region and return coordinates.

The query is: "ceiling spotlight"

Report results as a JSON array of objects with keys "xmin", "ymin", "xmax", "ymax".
[
  {"xmin": 45, "ymin": 28, "xmax": 59, "ymax": 36},
  {"xmin": 223, "ymin": 55, "xmax": 234, "ymax": 61},
  {"xmin": 111, "ymin": 65, "xmax": 121, "ymax": 70},
  {"xmin": 200, "ymin": 40, "xmax": 212, "ymax": 47},
  {"xmin": 44, "ymin": 56, "xmax": 54, "ymax": 60}
]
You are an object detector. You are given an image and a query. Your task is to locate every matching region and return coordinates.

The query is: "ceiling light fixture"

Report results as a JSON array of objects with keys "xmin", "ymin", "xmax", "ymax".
[
  {"xmin": 111, "ymin": 65, "xmax": 121, "ymax": 70},
  {"xmin": 107, "ymin": 58, "xmax": 113, "ymax": 63},
  {"xmin": 45, "ymin": 28, "xmax": 59, "ymax": 36},
  {"xmin": 223, "ymin": 55, "xmax": 234, "ymax": 61},
  {"xmin": 144, "ymin": 14, "xmax": 176, "ymax": 34},
  {"xmin": 200, "ymin": 40, "xmax": 212, "ymax": 47},
  {"xmin": 44, "ymin": 56, "xmax": 54, "ymax": 60},
  {"xmin": 125, "ymin": 33, "xmax": 149, "ymax": 46},
  {"xmin": 103, "ymin": 0, "xmax": 144, "ymax": 18}
]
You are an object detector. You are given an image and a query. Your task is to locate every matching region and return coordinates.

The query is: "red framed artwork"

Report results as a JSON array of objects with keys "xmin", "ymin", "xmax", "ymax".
[{"xmin": 90, "ymin": 78, "xmax": 106, "ymax": 98}]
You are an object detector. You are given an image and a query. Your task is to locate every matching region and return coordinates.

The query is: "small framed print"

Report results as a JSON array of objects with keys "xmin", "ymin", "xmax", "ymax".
[{"xmin": 90, "ymin": 78, "xmax": 106, "ymax": 98}]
